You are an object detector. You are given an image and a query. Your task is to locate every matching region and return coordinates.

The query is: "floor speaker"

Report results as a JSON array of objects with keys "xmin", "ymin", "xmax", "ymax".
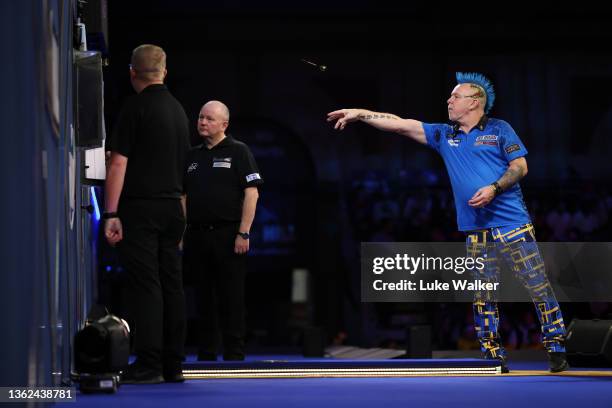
[
  {"xmin": 566, "ymin": 319, "xmax": 612, "ymax": 367},
  {"xmin": 302, "ymin": 327, "xmax": 325, "ymax": 357},
  {"xmin": 406, "ymin": 325, "xmax": 432, "ymax": 358}
]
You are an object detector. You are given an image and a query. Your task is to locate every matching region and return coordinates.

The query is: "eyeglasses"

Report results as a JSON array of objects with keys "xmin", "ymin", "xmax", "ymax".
[{"xmin": 448, "ymin": 93, "xmax": 482, "ymax": 101}]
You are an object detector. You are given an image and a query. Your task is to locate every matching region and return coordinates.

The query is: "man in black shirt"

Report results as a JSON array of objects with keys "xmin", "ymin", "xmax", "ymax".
[
  {"xmin": 183, "ymin": 100, "xmax": 263, "ymax": 361},
  {"xmin": 104, "ymin": 44, "xmax": 190, "ymax": 383}
]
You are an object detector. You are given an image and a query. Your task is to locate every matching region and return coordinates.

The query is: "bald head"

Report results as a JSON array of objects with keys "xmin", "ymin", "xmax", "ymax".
[
  {"xmin": 198, "ymin": 100, "xmax": 231, "ymax": 143},
  {"xmin": 203, "ymin": 100, "xmax": 230, "ymax": 122},
  {"xmin": 131, "ymin": 44, "xmax": 166, "ymax": 81}
]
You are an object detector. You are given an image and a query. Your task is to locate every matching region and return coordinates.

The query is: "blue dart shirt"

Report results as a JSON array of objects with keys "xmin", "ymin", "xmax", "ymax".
[{"xmin": 422, "ymin": 116, "xmax": 531, "ymax": 231}]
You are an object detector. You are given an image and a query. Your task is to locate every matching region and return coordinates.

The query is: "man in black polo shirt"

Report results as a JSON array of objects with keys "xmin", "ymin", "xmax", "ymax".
[
  {"xmin": 104, "ymin": 44, "xmax": 190, "ymax": 383},
  {"xmin": 183, "ymin": 100, "xmax": 263, "ymax": 361}
]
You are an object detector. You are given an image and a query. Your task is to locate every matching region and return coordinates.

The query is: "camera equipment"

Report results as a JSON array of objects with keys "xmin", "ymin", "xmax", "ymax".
[{"xmin": 73, "ymin": 307, "xmax": 130, "ymax": 393}]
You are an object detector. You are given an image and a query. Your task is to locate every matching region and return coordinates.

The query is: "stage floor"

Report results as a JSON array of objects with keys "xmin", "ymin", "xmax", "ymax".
[{"xmin": 60, "ymin": 354, "xmax": 612, "ymax": 408}]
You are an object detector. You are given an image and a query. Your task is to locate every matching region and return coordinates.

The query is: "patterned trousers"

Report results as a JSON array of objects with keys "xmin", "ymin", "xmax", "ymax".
[{"xmin": 466, "ymin": 223, "xmax": 566, "ymax": 359}]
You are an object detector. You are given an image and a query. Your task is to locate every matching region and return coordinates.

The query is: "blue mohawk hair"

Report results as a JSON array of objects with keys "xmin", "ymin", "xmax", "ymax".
[{"xmin": 455, "ymin": 72, "xmax": 495, "ymax": 114}]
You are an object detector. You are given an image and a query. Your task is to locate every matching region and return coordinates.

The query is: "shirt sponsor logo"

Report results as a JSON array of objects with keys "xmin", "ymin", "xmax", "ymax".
[
  {"xmin": 214, "ymin": 157, "xmax": 232, "ymax": 163},
  {"xmin": 447, "ymin": 139, "xmax": 460, "ymax": 147},
  {"xmin": 213, "ymin": 157, "xmax": 232, "ymax": 168},
  {"xmin": 475, "ymin": 135, "xmax": 498, "ymax": 142},
  {"xmin": 474, "ymin": 135, "xmax": 498, "ymax": 146},
  {"xmin": 187, "ymin": 163, "xmax": 198, "ymax": 173},
  {"xmin": 505, "ymin": 144, "xmax": 521, "ymax": 154},
  {"xmin": 446, "ymin": 132, "xmax": 461, "ymax": 147},
  {"xmin": 246, "ymin": 173, "xmax": 261, "ymax": 182}
]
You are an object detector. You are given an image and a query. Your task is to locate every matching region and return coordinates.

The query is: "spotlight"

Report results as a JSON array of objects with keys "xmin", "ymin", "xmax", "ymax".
[{"xmin": 73, "ymin": 308, "xmax": 130, "ymax": 393}]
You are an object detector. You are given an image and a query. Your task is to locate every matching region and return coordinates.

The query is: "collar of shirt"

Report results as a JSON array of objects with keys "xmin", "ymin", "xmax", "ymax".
[
  {"xmin": 141, "ymin": 83, "xmax": 168, "ymax": 93},
  {"xmin": 451, "ymin": 114, "xmax": 489, "ymax": 135},
  {"xmin": 199, "ymin": 135, "xmax": 232, "ymax": 151}
]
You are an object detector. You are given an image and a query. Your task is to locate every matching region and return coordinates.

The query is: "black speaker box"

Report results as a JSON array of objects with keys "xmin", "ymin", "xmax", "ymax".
[
  {"xmin": 302, "ymin": 327, "xmax": 325, "ymax": 357},
  {"xmin": 566, "ymin": 319, "xmax": 612, "ymax": 367},
  {"xmin": 82, "ymin": 0, "xmax": 109, "ymax": 57},
  {"xmin": 406, "ymin": 325, "xmax": 432, "ymax": 358},
  {"xmin": 74, "ymin": 50, "xmax": 104, "ymax": 148}
]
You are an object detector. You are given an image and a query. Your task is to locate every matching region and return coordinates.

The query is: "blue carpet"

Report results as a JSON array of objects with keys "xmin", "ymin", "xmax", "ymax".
[
  {"xmin": 58, "ymin": 376, "xmax": 612, "ymax": 408},
  {"xmin": 60, "ymin": 356, "xmax": 612, "ymax": 408}
]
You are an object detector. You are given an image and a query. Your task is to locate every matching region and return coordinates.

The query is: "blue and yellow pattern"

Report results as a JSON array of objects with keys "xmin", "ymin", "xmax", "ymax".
[{"xmin": 466, "ymin": 223, "xmax": 566, "ymax": 359}]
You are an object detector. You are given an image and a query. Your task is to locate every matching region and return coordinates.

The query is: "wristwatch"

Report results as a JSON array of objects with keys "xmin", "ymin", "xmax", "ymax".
[
  {"xmin": 102, "ymin": 212, "xmax": 119, "ymax": 219},
  {"xmin": 237, "ymin": 232, "xmax": 250, "ymax": 240},
  {"xmin": 491, "ymin": 182, "xmax": 502, "ymax": 197}
]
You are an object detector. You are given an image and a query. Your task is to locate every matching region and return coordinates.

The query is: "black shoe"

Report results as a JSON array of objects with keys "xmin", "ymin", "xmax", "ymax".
[
  {"xmin": 163, "ymin": 361, "xmax": 185, "ymax": 383},
  {"xmin": 485, "ymin": 353, "xmax": 509, "ymax": 374},
  {"xmin": 548, "ymin": 352, "xmax": 569, "ymax": 373},
  {"xmin": 163, "ymin": 371, "xmax": 185, "ymax": 383},
  {"xmin": 120, "ymin": 365, "xmax": 164, "ymax": 384},
  {"xmin": 496, "ymin": 356, "xmax": 510, "ymax": 374}
]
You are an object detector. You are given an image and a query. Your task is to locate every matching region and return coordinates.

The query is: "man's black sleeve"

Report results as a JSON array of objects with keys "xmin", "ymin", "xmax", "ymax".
[
  {"xmin": 236, "ymin": 144, "xmax": 264, "ymax": 188},
  {"xmin": 109, "ymin": 97, "xmax": 138, "ymax": 157}
]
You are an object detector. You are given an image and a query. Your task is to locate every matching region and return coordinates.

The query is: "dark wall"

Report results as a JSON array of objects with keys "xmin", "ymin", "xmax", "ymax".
[
  {"xmin": 104, "ymin": 3, "xmax": 612, "ymax": 184},
  {"xmin": 1, "ymin": 0, "xmax": 97, "ymax": 386},
  {"xmin": 102, "ymin": 3, "xmax": 612, "ymax": 347}
]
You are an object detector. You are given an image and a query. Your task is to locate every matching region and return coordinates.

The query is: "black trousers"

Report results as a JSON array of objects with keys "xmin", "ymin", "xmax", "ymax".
[
  {"xmin": 117, "ymin": 198, "xmax": 186, "ymax": 373},
  {"xmin": 183, "ymin": 223, "xmax": 246, "ymax": 360}
]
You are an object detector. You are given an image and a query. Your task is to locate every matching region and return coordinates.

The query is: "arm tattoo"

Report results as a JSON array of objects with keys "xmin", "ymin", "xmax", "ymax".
[
  {"xmin": 497, "ymin": 166, "xmax": 525, "ymax": 191},
  {"xmin": 358, "ymin": 113, "xmax": 399, "ymax": 120}
]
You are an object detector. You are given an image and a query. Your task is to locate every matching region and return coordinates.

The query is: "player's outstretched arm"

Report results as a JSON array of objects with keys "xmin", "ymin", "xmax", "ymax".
[{"xmin": 327, "ymin": 108, "xmax": 426, "ymax": 145}]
